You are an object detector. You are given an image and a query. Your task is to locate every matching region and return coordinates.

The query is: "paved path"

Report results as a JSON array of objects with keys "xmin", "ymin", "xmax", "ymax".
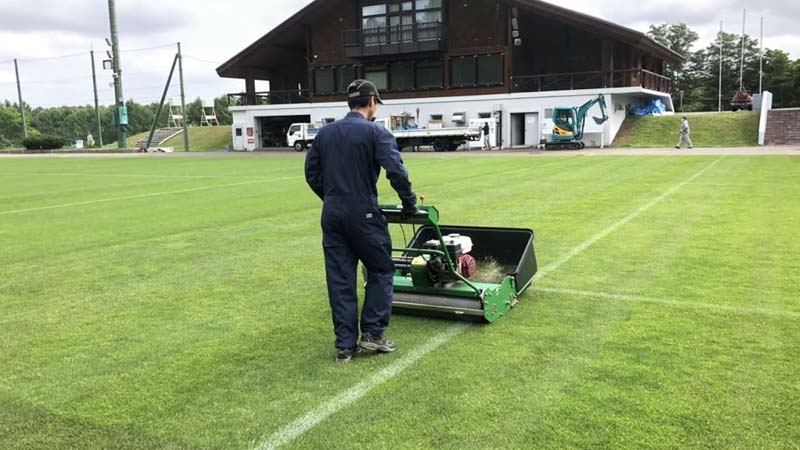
[{"xmin": 1, "ymin": 146, "xmax": 797, "ymax": 158}]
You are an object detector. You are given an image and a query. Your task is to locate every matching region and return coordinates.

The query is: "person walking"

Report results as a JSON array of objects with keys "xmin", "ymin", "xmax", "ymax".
[
  {"xmin": 305, "ymin": 80, "xmax": 418, "ymax": 364},
  {"xmin": 482, "ymin": 122, "xmax": 491, "ymax": 151},
  {"xmin": 676, "ymin": 116, "xmax": 693, "ymax": 149}
]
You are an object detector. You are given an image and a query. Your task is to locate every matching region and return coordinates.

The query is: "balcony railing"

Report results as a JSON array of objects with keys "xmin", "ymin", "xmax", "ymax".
[
  {"xmin": 228, "ymin": 90, "xmax": 311, "ymax": 106},
  {"xmin": 343, "ymin": 22, "xmax": 447, "ymax": 58},
  {"xmin": 509, "ymin": 69, "xmax": 673, "ymax": 94}
]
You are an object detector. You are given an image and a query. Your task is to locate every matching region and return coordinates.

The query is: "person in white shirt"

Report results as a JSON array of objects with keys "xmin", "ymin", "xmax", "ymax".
[{"xmin": 676, "ymin": 116, "xmax": 693, "ymax": 149}]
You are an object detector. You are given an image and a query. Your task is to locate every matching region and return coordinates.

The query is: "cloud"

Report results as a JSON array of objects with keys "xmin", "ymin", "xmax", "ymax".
[
  {"xmin": 0, "ymin": 0, "xmax": 189, "ymax": 37},
  {"xmin": 0, "ymin": 0, "xmax": 797, "ymax": 107}
]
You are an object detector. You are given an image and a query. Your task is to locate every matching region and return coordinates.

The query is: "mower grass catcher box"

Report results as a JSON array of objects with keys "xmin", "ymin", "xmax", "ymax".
[{"xmin": 381, "ymin": 205, "xmax": 537, "ymax": 322}]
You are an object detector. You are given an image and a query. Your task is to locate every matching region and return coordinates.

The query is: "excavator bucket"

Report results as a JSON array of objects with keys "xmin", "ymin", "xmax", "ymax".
[
  {"xmin": 380, "ymin": 205, "xmax": 537, "ymax": 323},
  {"xmin": 593, "ymin": 116, "xmax": 607, "ymax": 125}
]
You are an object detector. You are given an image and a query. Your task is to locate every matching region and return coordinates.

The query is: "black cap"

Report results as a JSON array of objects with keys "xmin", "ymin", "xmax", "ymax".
[{"xmin": 346, "ymin": 79, "xmax": 384, "ymax": 105}]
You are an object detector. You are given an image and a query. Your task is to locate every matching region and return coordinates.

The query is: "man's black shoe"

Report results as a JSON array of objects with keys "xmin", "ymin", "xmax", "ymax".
[
  {"xmin": 336, "ymin": 347, "xmax": 359, "ymax": 363},
  {"xmin": 359, "ymin": 333, "xmax": 397, "ymax": 353}
]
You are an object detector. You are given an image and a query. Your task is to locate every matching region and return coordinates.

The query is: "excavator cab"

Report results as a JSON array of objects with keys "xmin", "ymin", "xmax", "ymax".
[{"xmin": 553, "ymin": 109, "xmax": 576, "ymax": 137}]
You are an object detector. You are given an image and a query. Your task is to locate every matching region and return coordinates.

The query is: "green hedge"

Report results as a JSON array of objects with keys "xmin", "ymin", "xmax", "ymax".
[{"xmin": 22, "ymin": 134, "xmax": 66, "ymax": 150}]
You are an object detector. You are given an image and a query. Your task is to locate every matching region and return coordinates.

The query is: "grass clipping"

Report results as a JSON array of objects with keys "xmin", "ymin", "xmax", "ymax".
[{"xmin": 470, "ymin": 258, "xmax": 508, "ymax": 284}]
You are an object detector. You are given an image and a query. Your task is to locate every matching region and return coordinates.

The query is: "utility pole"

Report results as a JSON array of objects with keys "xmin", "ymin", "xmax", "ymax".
[
  {"xmin": 718, "ymin": 21, "xmax": 723, "ymax": 112},
  {"xmin": 13, "ymin": 59, "xmax": 28, "ymax": 138},
  {"xmin": 90, "ymin": 50, "xmax": 104, "ymax": 147},
  {"xmin": 177, "ymin": 42, "xmax": 189, "ymax": 152},
  {"xmin": 759, "ymin": 17, "xmax": 764, "ymax": 94},
  {"xmin": 107, "ymin": 0, "xmax": 127, "ymax": 148},
  {"xmin": 739, "ymin": 9, "xmax": 746, "ymax": 91}
]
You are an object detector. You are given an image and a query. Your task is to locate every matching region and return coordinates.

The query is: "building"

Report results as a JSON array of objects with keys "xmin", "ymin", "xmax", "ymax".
[{"xmin": 217, "ymin": 0, "xmax": 682, "ymax": 150}]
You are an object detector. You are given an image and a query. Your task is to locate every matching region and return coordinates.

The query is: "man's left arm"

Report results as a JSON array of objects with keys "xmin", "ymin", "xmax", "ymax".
[
  {"xmin": 375, "ymin": 128, "xmax": 416, "ymax": 208},
  {"xmin": 305, "ymin": 138, "xmax": 324, "ymax": 201}
]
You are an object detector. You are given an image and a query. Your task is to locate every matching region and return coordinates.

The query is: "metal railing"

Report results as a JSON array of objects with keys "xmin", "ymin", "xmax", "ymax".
[
  {"xmin": 509, "ymin": 69, "xmax": 673, "ymax": 94},
  {"xmin": 228, "ymin": 90, "xmax": 311, "ymax": 106}
]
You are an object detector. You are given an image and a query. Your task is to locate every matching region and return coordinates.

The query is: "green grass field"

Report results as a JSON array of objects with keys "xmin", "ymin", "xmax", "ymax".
[
  {"xmin": 614, "ymin": 112, "xmax": 759, "ymax": 148},
  {"xmin": 161, "ymin": 127, "xmax": 232, "ymax": 151},
  {"xmin": 1, "ymin": 154, "xmax": 798, "ymax": 450},
  {"xmin": 101, "ymin": 127, "xmax": 231, "ymax": 151}
]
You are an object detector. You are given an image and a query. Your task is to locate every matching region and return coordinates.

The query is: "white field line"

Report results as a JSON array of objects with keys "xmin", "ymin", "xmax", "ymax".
[
  {"xmin": 534, "ymin": 157, "xmax": 724, "ymax": 280},
  {"xmin": 0, "ymin": 176, "xmax": 303, "ymax": 216},
  {"xmin": 537, "ymin": 287, "xmax": 800, "ymax": 319},
  {"xmin": 254, "ymin": 323, "xmax": 471, "ymax": 450},
  {"xmin": 252, "ymin": 158, "xmax": 725, "ymax": 449}
]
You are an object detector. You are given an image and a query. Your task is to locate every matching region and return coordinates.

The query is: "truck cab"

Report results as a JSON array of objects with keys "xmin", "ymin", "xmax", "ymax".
[{"xmin": 287, "ymin": 123, "xmax": 320, "ymax": 152}]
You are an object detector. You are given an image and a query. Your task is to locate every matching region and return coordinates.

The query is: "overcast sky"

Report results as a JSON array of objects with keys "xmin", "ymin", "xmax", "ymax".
[{"xmin": 0, "ymin": 0, "xmax": 797, "ymax": 107}]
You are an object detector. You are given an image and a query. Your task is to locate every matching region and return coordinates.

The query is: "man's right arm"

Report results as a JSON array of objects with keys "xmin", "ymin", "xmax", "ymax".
[
  {"xmin": 304, "ymin": 136, "xmax": 325, "ymax": 201},
  {"xmin": 374, "ymin": 127, "xmax": 416, "ymax": 209}
]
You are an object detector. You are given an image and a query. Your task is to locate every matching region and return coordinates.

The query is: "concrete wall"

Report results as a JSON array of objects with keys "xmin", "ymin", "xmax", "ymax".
[
  {"xmin": 764, "ymin": 108, "xmax": 800, "ymax": 146},
  {"xmin": 230, "ymin": 87, "xmax": 674, "ymax": 150}
]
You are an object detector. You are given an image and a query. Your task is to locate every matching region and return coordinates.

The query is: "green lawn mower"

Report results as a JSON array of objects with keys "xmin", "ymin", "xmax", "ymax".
[{"xmin": 380, "ymin": 204, "xmax": 537, "ymax": 322}]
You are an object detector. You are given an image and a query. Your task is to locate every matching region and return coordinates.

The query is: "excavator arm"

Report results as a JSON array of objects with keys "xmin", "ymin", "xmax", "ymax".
[{"xmin": 575, "ymin": 94, "xmax": 608, "ymax": 140}]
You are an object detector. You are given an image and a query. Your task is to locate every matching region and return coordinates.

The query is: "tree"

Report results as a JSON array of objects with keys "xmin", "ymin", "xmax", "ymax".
[
  {"xmin": 762, "ymin": 49, "xmax": 797, "ymax": 108},
  {"xmin": 0, "ymin": 103, "xmax": 23, "ymax": 148},
  {"xmin": 647, "ymin": 23, "xmax": 700, "ymax": 110},
  {"xmin": 648, "ymin": 23, "xmax": 700, "ymax": 60}
]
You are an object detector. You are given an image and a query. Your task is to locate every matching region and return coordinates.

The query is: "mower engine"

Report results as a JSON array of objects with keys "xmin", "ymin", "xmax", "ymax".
[{"xmin": 410, "ymin": 234, "xmax": 477, "ymax": 286}]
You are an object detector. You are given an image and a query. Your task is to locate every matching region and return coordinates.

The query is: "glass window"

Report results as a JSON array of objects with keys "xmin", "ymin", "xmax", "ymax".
[
  {"xmin": 363, "ymin": 16, "xmax": 386, "ymax": 29},
  {"xmin": 314, "ymin": 68, "xmax": 334, "ymax": 94},
  {"xmin": 366, "ymin": 65, "xmax": 388, "ymax": 90},
  {"xmin": 389, "ymin": 3, "xmax": 400, "ymax": 12},
  {"xmin": 390, "ymin": 62, "xmax": 414, "ymax": 91},
  {"xmin": 415, "ymin": 60, "xmax": 442, "ymax": 89},
  {"xmin": 362, "ymin": 4, "xmax": 386, "ymax": 16},
  {"xmin": 402, "ymin": 1, "xmax": 413, "ymax": 10},
  {"xmin": 336, "ymin": 66, "xmax": 356, "ymax": 93},
  {"xmin": 416, "ymin": 10, "xmax": 441, "ymax": 24},
  {"xmin": 363, "ymin": 16, "xmax": 387, "ymax": 46},
  {"xmin": 415, "ymin": 0, "xmax": 441, "ymax": 9},
  {"xmin": 288, "ymin": 125, "xmax": 301, "ymax": 134},
  {"xmin": 451, "ymin": 57, "xmax": 476, "ymax": 87},
  {"xmin": 477, "ymin": 54, "xmax": 504, "ymax": 85}
]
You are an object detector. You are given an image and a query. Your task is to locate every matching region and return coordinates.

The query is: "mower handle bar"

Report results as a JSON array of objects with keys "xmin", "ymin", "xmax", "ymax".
[{"xmin": 380, "ymin": 207, "xmax": 431, "ymax": 225}]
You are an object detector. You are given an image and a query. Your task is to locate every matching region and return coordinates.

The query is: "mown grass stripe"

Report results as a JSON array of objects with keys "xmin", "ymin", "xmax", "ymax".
[
  {"xmin": 535, "ymin": 157, "xmax": 724, "ymax": 279},
  {"xmin": 0, "ymin": 177, "xmax": 303, "ymax": 216},
  {"xmin": 252, "ymin": 157, "xmax": 725, "ymax": 449},
  {"xmin": 253, "ymin": 323, "xmax": 471, "ymax": 450},
  {"xmin": 538, "ymin": 286, "xmax": 800, "ymax": 319}
]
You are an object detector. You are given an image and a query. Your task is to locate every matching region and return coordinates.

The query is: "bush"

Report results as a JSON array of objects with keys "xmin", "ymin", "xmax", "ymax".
[{"xmin": 22, "ymin": 134, "xmax": 65, "ymax": 150}]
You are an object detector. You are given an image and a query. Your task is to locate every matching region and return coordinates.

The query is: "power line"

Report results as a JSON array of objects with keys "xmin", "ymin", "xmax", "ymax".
[
  {"xmin": 121, "ymin": 43, "xmax": 178, "ymax": 54},
  {"xmin": 16, "ymin": 51, "xmax": 87, "ymax": 63},
  {"xmin": 183, "ymin": 55, "xmax": 222, "ymax": 65}
]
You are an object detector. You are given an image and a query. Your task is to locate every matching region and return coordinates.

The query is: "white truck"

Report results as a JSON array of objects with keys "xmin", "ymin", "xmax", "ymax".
[
  {"xmin": 287, "ymin": 123, "xmax": 321, "ymax": 152},
  {"xmin": 288, "ymin": 118, "xmax": 481, "ymax": 152},
  {"xmin": 375, "ymin": 118, "xmax": 481, "ymax": 152}
]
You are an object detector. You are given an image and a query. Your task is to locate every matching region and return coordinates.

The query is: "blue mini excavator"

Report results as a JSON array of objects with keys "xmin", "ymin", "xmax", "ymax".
[{"xmin": 545, "ymin": 94, "xmax": 608, "ymax": 150}]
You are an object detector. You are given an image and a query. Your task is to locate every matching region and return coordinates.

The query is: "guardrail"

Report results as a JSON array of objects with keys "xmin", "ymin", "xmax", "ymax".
[{"xmin": 509, "ymin": 69, "xmax": 672, "ymax": 94}]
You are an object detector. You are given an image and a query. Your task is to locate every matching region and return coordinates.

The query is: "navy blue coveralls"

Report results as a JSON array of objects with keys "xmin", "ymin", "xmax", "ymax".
[{"xmin": 305, "ymin": 112, "xmax": 416, "ymax": 350}]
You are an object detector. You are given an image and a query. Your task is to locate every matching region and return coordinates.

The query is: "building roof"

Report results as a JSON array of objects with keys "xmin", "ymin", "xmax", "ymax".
[{"xmin": 216, "ymin": 0, "xmax": 684, "ymax": 80}]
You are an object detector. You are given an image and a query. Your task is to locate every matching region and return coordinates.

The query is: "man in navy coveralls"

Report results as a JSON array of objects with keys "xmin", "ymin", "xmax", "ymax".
[{"xmin": 305, "ymin": 80, "xmax": 417, "ymax": 363}]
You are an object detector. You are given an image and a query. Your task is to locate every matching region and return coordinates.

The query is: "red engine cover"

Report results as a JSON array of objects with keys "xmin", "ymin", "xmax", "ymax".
[{"xmin": 459, "ymin": 254, "xmax": 477, "ymax": 279}]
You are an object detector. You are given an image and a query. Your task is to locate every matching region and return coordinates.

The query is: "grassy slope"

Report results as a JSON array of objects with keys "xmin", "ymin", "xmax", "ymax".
[
  {"xmin": 0, "ymin": 155, "xmax": 798, "ymax": 450},
  {"xmin": 101, "ymin": 131, "xmax": 150, "ymax": 150},
  {"xmin": 100, "ymin": 127, "xmax": 231, "ymax": 151},
  {"xmin": 614, "ymin": 112, "xmax": 759, "ymax": 148},
  {"xmin": 161, "ymin": 126, "xmax": 231, "ymax": 152}
]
